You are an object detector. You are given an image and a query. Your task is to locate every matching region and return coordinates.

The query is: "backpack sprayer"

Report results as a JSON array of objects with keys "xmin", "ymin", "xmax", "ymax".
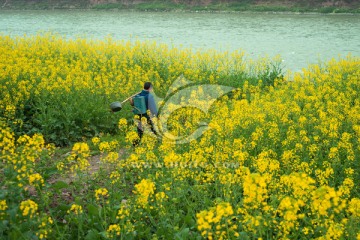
[
  {"xmin": 111, "ymin": 92, "xmax": 157, "ymax": 140},
  {"xmin": 110, "ymin": 92, "xmax": 147, "ymax": 115}
]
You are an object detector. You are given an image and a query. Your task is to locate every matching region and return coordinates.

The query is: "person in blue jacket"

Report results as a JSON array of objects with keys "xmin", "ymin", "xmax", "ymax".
[{"xmin": 130, "ymin": 82, "xmax": 158, "ymax": 145}]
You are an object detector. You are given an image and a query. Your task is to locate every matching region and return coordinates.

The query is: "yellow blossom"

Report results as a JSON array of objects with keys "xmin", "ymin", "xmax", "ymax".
[
  {"xmin": 28, "ymin": 173, "xmax": 44, "ymax": 187},
  {"xmin": 133, "ymin": 179, "xmax": 156, "ymax": 207},
  {"xmin": 91, "ymin": 137, "xmax": 100, "ymax": 146},
  {"xmin": 19, "ymin": 199, "xmax": 38, "ymax": 218},
  {"xmin": 107, "ymin": 224, "xmax": 121, "ymax": 237},
  {"xmin": 95, "ymin": 188, "xmax": 109, "ymax": 201},
  {"xmin": 67, "ymin": 204, "xmax": 83, "ymax": 215}
]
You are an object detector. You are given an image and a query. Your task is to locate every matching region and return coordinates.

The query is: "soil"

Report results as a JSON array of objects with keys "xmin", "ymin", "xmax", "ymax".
[{"xmin": 48, "ymin": 148, "xmax": 127, "ymax": 185}]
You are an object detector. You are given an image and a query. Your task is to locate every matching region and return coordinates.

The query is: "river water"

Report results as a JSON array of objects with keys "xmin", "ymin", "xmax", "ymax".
[{"xmin": 1, "ymin": 10, "xmax": 359, "ymax": 72}]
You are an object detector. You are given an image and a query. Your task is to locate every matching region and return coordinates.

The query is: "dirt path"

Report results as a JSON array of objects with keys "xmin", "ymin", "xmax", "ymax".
[
  {"xmin": 24, "ymin": 148, "xmax": 129, "ymax": 206},
  {"xmin": 48, "ymin": 148, "xmax": 128, "ymax": 185}
]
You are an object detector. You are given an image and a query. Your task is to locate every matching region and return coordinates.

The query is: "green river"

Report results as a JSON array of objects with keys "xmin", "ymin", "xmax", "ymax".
[{"xmin": 1, "ymin": 10, "xmax": 359, "ymax": 72}]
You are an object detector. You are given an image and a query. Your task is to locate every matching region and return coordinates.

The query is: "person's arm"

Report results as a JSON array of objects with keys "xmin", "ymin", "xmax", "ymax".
[{"xmin": 147, "ymin": 94, "xmax": 158, "ymax": 118}]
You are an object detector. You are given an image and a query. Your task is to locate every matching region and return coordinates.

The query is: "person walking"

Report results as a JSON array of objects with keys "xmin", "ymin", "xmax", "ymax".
[{"xmin": 130, "ymin": 82, "xmax": 158, "ymax": 145}]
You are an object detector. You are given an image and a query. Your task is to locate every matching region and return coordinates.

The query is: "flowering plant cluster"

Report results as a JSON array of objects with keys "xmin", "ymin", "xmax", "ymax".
[{"xmin": 0, "ymin": 35, "xmax": 359, "ymax": 239}]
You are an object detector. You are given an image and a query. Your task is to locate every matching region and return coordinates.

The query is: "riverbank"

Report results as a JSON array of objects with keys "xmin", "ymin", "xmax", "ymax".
[{"xmin": 1, "ymin": 0, "xmax": 360, "ymax": 14}]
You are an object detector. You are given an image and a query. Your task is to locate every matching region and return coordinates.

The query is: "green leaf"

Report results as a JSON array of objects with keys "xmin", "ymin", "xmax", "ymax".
[
  {"xmin": 238, "ymin": 232, "xmax": 250, "ymax": 239},
  {"xmin": 184, "ymin": 214, "xmax": 195, "ymax": 226},
  {"xmin": 99, "ymin": 231, "xmax": 108, "ymax": 238},
  {"xmin": 57, "ymin": 203, "xmax": 69, "ymax": 212},
  {"xmin": 9, "ymin": 230, "xmax": 21, "ymax": 239},
  {"xmin": 8, "ymin": 207, "xmax": 17, "ymax": 222},
  {"xmin": 175, "ymin": 228, "xmax": 190, "ymax": 240},
  {"xmin": 0, "ymin": 220, "xmax": 9, "ymax": 231},
  {"xmin": 51, "ymin": 181, "xmax": 69, "ymax": 190},
  {"xmin": 43, "ymin": 168, "xmax": 59, "ymax": 179},
  {"xmin": 85, "ymin": 229, "xmax": 99, "ymax": 240},
  {"xmin": 87, "ymin": 204, "xmax": 99, "ymax": 218}
]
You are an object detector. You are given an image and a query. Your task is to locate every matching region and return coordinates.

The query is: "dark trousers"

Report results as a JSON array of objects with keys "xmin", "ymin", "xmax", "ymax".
[{"xmin": 133, "ymin": 116, "xmax": 157, "ymax": 146}]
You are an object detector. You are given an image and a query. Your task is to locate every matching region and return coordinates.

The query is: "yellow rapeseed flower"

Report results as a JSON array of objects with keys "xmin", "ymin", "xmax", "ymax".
[
  {"xmin": 67, "ymin": 204, "xmax": 83, "ymax": 215},
  {"xmin": 0, "ymin": 200, "xmax": 7, "ymax": 219},
  {"xmin": 19, "ymin": 199, "xmax": 38, "ymax": 218},
  {"xmin": 107, "ymin": 224, "xmax": 121, "ymax": 237},
  {"xmin": 95, "ymin": 188, "xmax": 109, "ymax": 201},
  {"xmin": 91, "ymin": 137, "xmax": 100, "ymax": 146},
  {"xmin": 133, "ymin": 179, "xmax": 155, "ymax": 207},
  {"xmin": 118, "ymin": 118, "xmax": 128, "ymax": 130},
  {"xmin": 347, "ymin": 198, "xmax": 360, "ymax": 217},
  {"xmin": 28, "ymin": 173, "xmax": 44, "ymax": 187}
]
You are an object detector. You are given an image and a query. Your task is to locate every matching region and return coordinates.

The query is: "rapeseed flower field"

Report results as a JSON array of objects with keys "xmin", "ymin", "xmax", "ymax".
[{"xmin": 0, "ymin": 35, "xmax": 359, "ymax": 239}]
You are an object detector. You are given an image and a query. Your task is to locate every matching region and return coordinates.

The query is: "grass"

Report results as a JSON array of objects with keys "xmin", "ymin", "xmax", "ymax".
[
  {"xmin": 91, "ymin": 3, "xmax": 126, "ymax": 10},
  {"xmin": 134, "ymin": 2, "xmax": 186, "ymax": 11}
]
